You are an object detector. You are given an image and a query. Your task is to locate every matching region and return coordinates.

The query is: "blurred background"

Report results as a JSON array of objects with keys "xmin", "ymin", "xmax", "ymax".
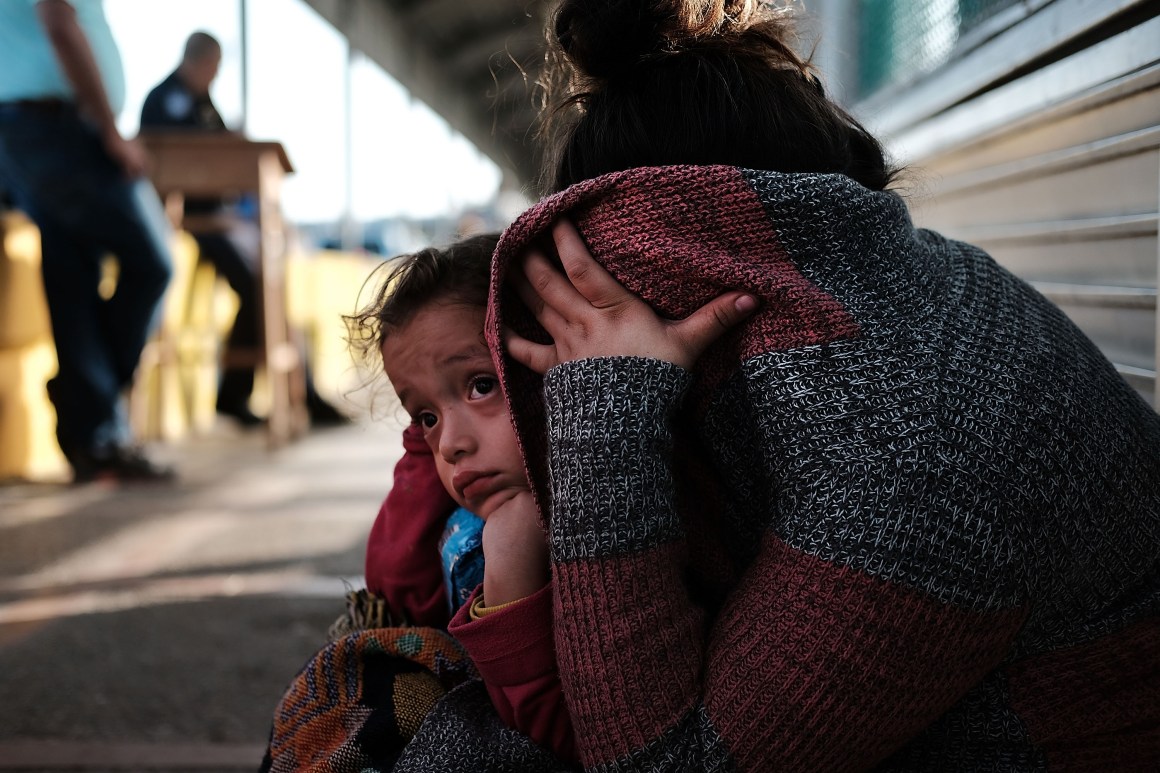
[
  {"xmin": 1, "ymin": 0, "xmax": 1157, "ymax": 769},
  {"xmin": 105, "ymin": 0, "xmax": 519, "ymax": 249}
]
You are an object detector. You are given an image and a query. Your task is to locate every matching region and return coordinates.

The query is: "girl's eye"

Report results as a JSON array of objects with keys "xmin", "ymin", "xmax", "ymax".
[
  {"xmin": 469, "ymin": 377, "xmax": 497, "ymax": 399},
  {"xmin": 417, "ymin": 412, "xmax": 437, "ymax": 430}
]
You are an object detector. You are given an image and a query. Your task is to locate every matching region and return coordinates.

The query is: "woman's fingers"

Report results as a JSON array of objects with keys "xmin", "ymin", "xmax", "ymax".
[
  {"xmin": 519, "ymin": 247, "xmax": 592, "ymax": 320},
  {"xmin": 503, "ymin": 327, "xmax": 559, "ymax": 375},
  {"xmin": 505, "ymin": 219, "xmax": 759, "ymax": 372},
  {"xmin": 515, "ymin": 221, "xmax": 630, "ymax": 321},
  {"xmin": 512, "ymin": 260, "xmax": 568, "ymax": 334},
  {"xmin": 551, "ymin": 220, "xmax": 630, "ymax": 309},
  {"xmin": 670, "ymin": 292, "xmax": 759, "ymax": 367}
]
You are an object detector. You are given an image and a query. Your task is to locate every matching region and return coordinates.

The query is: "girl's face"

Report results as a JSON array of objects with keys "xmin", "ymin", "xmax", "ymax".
[{"xmin": 382, "ymin": 299, "xmax": 526, "ymax": 519}]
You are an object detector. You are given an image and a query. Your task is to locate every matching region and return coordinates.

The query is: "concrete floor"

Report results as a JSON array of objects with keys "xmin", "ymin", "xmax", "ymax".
[{"xmin": 0, "ymin": 420, "xmax": 404, "ymax": 772}]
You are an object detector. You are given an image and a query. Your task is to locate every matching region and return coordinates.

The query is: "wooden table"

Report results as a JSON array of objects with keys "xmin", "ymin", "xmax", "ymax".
[{"xmin": 138, "ymin": 132, "xmax": 308, "ymax": 448}]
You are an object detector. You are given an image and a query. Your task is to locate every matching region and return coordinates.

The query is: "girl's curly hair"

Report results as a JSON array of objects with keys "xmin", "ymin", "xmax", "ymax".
[{"xmin": 347, "ymin": 232, "xmax": 501, "ymax": 369}]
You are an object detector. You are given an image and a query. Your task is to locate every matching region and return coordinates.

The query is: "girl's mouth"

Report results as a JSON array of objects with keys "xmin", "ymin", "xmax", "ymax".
[{"xmin": 453, "ymin": 470, "xmax": 496, "ymax": 502}]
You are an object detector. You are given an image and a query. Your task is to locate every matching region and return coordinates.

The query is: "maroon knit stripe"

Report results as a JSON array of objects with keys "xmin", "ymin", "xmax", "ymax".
[
  {"xmin": 553, "ymin": 542, "xmax": 705, "ymax": 768},
  {"xmin": 1006, "ymin": 616, "xmax": 1160, "ymax": 769},
  {"xmin": 704, "ymin": 533, "xmax": 1028, "ymax": 770},
  {"xmin": 491, "ymin": 165, "xmax": 858, "ymax": 359},
  {"xmin": 489, "ymin": 165, "xmax": 861, "ymax": 508},
  {"xmin": 572, "ymin": 168, "xmax": 860, "ymax": 363}
]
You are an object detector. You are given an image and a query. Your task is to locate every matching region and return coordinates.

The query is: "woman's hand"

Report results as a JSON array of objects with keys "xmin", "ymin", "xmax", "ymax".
[
  {"xmin": 481, "ymin": 490, "xmax": 550, "ymax": 606},
  {"xmin": 506, "ymin": 220, "xmax": 758, "ymax": 374}
]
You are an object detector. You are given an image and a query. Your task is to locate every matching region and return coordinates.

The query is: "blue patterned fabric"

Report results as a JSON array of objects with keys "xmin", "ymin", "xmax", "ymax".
[{"xmin": 440, "ymin": 507, "xmax": 485, "ymax": 616}]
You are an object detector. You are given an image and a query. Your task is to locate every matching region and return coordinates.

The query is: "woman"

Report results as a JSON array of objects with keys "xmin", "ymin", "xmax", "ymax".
[{"xmin": 490, "ymin": 0, "xmax": 1160, "ymax": 770}]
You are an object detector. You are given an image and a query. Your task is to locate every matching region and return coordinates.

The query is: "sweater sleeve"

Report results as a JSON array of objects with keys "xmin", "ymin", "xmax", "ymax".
[
  {"xmin": 364, "ymin": 424, "xmax": 457, "ymax": 628},
  {"xmin": 542, "ymin": 357, "xmax": 1026, "ymax": 772},
  {"xmin": 448, "ymin": 583, "xmax": 578, "ymax": 763}
]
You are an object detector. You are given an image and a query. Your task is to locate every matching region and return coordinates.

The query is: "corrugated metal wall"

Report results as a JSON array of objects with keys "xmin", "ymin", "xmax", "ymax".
[{"xmin": 823, "ymin": 0, "xmax": 1160, "ymax": 408}]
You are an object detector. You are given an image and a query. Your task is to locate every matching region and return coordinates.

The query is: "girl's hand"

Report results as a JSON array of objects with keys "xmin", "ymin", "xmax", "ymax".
[
  {"xmin": 506, "ymin": 220, "xmax": 758, "ymax": 374},
  {"xmin": 481, "ymin": 490, "xmax": 549, "ymax": 606}
]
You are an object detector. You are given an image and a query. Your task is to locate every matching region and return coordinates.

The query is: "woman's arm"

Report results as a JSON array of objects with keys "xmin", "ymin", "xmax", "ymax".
[
  {"xmin": 539, "ymin": 355, "xmax": 1025, "ymax": 771},
  {"xmin": 506, "ymin": 222, "xmax": 1025, "ymax": 771}
]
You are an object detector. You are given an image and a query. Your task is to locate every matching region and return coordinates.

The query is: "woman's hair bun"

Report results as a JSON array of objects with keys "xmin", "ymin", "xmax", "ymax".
[{"xmin": 553, "ymin": 0, "xmax": 762, "ymax": 80}]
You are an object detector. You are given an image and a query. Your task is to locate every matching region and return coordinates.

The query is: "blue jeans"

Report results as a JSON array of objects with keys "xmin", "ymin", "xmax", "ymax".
[{"xmin": 0, "ymin": 105, "xmax": 172, "ymax": 456}]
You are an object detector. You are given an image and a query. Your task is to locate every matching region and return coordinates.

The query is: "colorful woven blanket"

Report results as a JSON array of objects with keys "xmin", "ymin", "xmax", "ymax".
[{"xmin": 260, "ymin": 626, "xmax": 475, "ymax": 772}]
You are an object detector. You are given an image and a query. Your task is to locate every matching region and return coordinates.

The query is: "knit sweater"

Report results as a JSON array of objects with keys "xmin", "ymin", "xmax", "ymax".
[{"xmin": 469, "ymin": 165, "xmax": 1160, "ymax": 772}]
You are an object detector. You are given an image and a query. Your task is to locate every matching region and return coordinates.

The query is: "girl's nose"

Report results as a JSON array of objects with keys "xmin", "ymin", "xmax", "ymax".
[{"xmin": 438, "ymin": 412, "xmax": 477, "ymax": 462}]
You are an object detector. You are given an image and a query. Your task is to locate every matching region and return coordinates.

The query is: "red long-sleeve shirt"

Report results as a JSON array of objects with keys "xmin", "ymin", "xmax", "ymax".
[{"xmin": 449, "ymin": 584, "xmax": 577, "ymax": 762}]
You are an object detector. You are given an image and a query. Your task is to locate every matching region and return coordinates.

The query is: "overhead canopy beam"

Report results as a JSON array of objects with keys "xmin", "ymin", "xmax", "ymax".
[{"xmin": 300, "ymin": 0, "xmax": 547, "ymax": 183}]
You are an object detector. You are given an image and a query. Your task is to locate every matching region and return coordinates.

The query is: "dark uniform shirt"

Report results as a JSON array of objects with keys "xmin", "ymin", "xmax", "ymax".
[{"xmin": 140, "ymin": 70, "xmax": 226, "ymax": 131}]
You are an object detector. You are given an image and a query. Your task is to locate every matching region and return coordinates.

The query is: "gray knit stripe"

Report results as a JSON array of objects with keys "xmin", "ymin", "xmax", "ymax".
[
  {"xmin": 718, "ymin": 167, "xmax": 1160, "ymax": 625},
  {"xmin": 737, "ymin": 170, "xmax": 939, "ymax": 331},
  {"xmin": 703, "ymin": 339, "xmax": 1030, "ymax": 612},
  {"xmin": 588, "ymin": 704, "xmax": 736, "ymax": 773},
  {"xmin": 394, "ymin": 681, "xmax": 574, "ymax": 772},
  {"xmin": 535, "ymin": 171, "xmax": 1160, "ymax": 621},
  {"xmin": 543, "ymin": 356, "xmax": 692, "ymax": 563}
]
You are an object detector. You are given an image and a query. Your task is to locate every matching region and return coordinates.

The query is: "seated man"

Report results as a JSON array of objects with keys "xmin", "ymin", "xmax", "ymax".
[{"xmin": 140, "ymin": 31, "xmax": 346, "ymax": 427}]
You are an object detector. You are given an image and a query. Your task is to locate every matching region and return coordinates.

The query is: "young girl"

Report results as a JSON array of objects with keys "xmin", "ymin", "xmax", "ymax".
[
  {"xmin": 356, "ymin": 232, "xmax": 577, "ymax": 762},
  {"xmin": 263, "ymin": 235, "xmax": 579, "ymax": 773}
]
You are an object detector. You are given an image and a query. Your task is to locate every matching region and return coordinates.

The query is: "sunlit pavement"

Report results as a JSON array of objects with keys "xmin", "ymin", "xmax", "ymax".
[{"xmin": 0, "ymin": 420, "xmax": 402, "ymax": 772}]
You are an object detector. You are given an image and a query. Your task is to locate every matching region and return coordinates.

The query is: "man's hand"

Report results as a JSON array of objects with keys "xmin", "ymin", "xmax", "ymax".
[
  {"xmin": 481, "ymin": 490, "xmax": 550, "ymax": 606},
  {"xmin": 102, "ymin": 132, "xmax": 148, "ymax": 179},
  {"xmin": 37, "ymin": 0, "xmax": 146, "ymax": 178}
]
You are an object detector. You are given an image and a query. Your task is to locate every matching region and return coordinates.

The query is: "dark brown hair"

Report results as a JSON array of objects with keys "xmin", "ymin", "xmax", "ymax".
[
  {"xmin": 539, "ymin": 0, "xmax": 898, "ymax": 193},
  {"xmin": 347, "ymin": 233, "xmax": 501, "ymax": 368}
]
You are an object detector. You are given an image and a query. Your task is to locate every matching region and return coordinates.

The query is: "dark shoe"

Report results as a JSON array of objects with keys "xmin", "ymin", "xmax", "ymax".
[
  {"xmin": 306, "ymin": 393, "xmax": 351, "ymax": 427},
  {"xmin": 71, "ymin": 444, "xmax": 177, "ymax": 484},
  {"xmin": 217, "ymin": 401, "xmax": 265, "ymax": 427}
]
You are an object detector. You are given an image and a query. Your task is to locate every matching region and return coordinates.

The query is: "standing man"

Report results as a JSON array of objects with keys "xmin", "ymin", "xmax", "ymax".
[
  {"xmin": 0, "ymin": 0, "xmax": 175, "ymax": 482},
  {"xmin": 141, "ymin": 32, "xmax": 348, "ymax": 427}
]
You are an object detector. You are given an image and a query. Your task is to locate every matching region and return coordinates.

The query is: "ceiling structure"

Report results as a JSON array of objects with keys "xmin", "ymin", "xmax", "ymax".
[{"xmin": 302, "ymin": 0, "xmax": 554, "ymax": 187}]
